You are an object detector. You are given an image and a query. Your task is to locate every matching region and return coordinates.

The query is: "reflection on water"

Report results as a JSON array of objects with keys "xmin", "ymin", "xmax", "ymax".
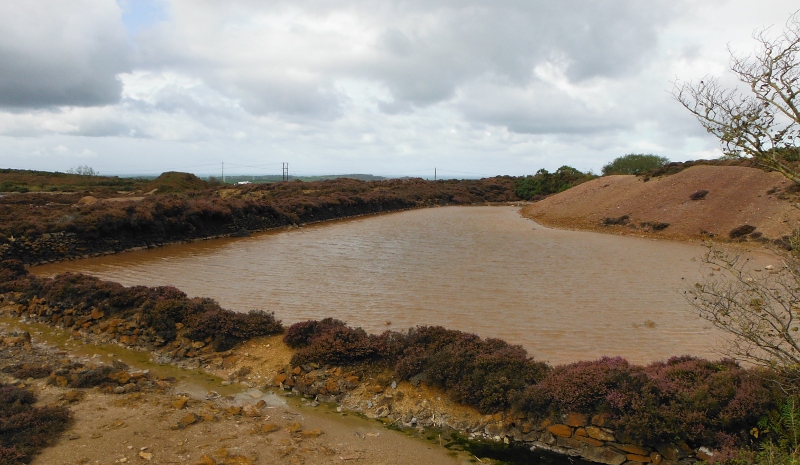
[{"xmin": 32, "ymin": 206, "xmax": 760, "ymax": 365}]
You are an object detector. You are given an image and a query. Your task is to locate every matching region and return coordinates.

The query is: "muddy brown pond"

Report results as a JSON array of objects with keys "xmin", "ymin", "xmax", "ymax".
[{"xmin": 32, "ymin": 206, "xmax": 770, "ymax": 366}]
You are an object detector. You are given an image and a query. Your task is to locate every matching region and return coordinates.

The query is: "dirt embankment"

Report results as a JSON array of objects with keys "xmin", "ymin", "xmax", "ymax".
[{"xmin": 522, "ymin": 165, "xmax": 800, "ymax": 242}]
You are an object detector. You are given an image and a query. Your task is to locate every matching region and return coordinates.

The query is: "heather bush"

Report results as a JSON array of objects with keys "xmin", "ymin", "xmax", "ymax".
[
  {"xmin": 518, "ymin": 357, "xmax": 645, "ymax": 415},
  {"xmin": 0, "ymin": 384, "xmax": 71, "ymax": 464},
  {"xmin": 186, "ymin": 307, "xmax": 282, "ymax": 351},
  {"xmin": 1, "ymin": 364, "xmax": 52, "ymax": 380},
  {"xmin": 283, "ymin": 318, "xmax": 347, "ymax": 348},
  {"xmin": 291, "ymin": 324, "xmax": 377, "ymax": 366}
]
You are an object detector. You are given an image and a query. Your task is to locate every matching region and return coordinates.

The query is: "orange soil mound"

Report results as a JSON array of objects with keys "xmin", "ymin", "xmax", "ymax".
[{"xmin": 521, "ymin": 165, "xmax": 800, "ymax": 241}]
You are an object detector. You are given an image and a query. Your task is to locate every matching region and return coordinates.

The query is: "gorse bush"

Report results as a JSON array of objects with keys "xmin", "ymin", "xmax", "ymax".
[
  {"xmin": 513, "ymin": 166, "xmax": 596, "ymax": 200},
  {"xmin": 602, "ymin": 154, "xmax": 670, "ymax": 176},
  {"xmin": 0, "ymin": 384, "xmax": 71, "ymax": 464}
]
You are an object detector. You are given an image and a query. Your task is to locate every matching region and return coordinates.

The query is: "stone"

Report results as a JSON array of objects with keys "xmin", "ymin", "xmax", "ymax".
[
  {"xmin": 592, "ymin": 413, "xmax": 610, "ymax": 427},
  {"xmin": 292, "ymin": 366, "xmax": 302, "ymax": 375},
  {"xmin": 547, "ymin": 424, "xmax": 573, "ymax": 438},
  {"xmin": 225, "ymin": 406, "xmax": 242, "ymax": 416},
  {"xmin": 286, "ymin": 422, "xmax": 303, "ymax": 433},
  {"xmin": 564, "ymin": 412, "xmax": 588, "ymax": 427},
  {"xmin": 180, "ymin": 413, "xmax": 200, "ymax": 426},
  {"xmin": 628, "ymin": 454, "xmax": 652, "ymax": 463},
  {"xmin": 575, "ymin": 436, "xmax": 604, "ymax": 447},
  {"xmin": 261, "ymin": 423, "xmax": 280, "ymax": 433},
  {"xmin": 615, "ymin": 444, "xmax": 650, "ymax": 456},
  {"xmin": 90, "ymin": 308, "xmax": 105, "ymax": 320},
  {"xmin": 273, "ymin": 374, "xmax": 287, "ymax": 385},
  {"xmin": 193, "ymin": 454, "xmax": 217, "ymax": 465},
  {"xmin": 650, "ymin": 452, "xmax": 662, "ymax": 465},
  {"xmin": 301, "ymin": 428, "xmax": 323, "ymax": 438},
  {"xmin": 172, "ymin": 397, "xmax": 189, "ymax": 409},
  {"xmin": 138, "ymin": 451, "xmax": 153, "ymax": 461},
  {"xmin": 696, "ymin": 447, "xmax": 714, "ymax": 462},
  {"xmin": 581, "ymin": 446, "xmax": 628, "ymax": 465},
  {"xmin": 222, "ymin": 456, "xmax": 253, "ymax": 465},
  {"xmin": 575, "ymin": 428, "xmax": 588, "ymax": 437},
  {"xmin": 655, "ymin": 444, "xmax": 686, "ymax": 461},
  {"xmin": 586, "ymin": 426, "xmax": 616, "ymax": 442},
  {"xmin": 242, "ymin": 405, "xmax": 261, "ymax": 417}
]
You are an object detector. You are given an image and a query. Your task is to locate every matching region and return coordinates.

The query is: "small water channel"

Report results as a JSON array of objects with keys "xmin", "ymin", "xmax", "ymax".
[{"xmin": 32, "ymin": 206, "xmax": 771, "ymax": 365}]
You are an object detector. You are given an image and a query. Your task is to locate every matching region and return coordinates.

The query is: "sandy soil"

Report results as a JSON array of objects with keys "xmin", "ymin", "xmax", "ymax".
[
  {"xmin": 522, "ymin": 165, "xmax": 800, "ymax": 242},
  {"xmin": 0, "ymin": 324, "xmax": 477, "ymax": 465}
]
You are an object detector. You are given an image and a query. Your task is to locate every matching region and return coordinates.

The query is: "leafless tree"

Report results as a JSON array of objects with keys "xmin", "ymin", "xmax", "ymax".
[
  {"xmin": 674, "ymin": 11, "xmax": 800, "ymax": 184},
  {"xmin": 687, "ymin": 246, "xmax": 800, "ymax": 386}
]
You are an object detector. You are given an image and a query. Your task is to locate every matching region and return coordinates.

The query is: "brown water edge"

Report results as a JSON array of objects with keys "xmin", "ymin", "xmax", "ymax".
[{"xmin": 31, "ymin": 206, "xmax": 778, "ymax": 366}]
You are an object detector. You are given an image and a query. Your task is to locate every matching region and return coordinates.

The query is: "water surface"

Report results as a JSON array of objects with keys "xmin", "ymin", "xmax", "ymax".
[{"xmin": 33, "ymin": 206, "xmax": 758, "ymax": 365}]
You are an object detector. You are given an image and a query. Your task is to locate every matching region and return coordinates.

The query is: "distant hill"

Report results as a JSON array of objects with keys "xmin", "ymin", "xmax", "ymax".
[
  {"xmin": 521, "ymin": 165, "xmax": 800, "ymax": 242},
  {"xmin": 145, "ymin": 171, "xmax": 209, "ymax": 193},
  {"xmin": 219, "ymin": 174, "xmax": 387, "ymax": 184}
]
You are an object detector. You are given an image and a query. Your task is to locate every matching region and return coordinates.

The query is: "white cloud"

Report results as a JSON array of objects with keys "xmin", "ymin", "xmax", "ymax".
[{"xmin": 0, "ymin": 0, "xmax": 799, "ymax": 175}]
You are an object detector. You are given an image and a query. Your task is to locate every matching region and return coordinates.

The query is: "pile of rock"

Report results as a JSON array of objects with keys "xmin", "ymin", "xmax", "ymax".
[
  {"xmin": 271, "ymin": 364, "xmax": 712, "ymax": 465},
  {"xmin": 1, "ymin": 296, "xmax": 225, "ymax": 370}
]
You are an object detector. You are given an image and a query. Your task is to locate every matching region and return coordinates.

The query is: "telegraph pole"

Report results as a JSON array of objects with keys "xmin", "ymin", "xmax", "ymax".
[
  {"xmin": 221, "ymin": 162, "xmax": 225, "ymax": 184},
  {"xmin": 434, "ymin": 167, "xmax": 437, "ymax": 181},
  {"xmin": 282, "ymin": 163, "xmax": 289, "ymax": 182}
]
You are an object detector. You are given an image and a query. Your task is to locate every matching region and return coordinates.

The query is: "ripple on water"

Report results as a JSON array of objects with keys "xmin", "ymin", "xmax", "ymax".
[{"xmin": 31, "ymin": 206, "xmax": 772, "ymax": 365}]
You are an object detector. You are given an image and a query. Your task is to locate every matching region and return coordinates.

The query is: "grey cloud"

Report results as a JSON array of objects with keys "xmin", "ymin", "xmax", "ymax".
[
  {"xmin": 457, "ymin": 80, "xmax": 627, "ymax": 136},
  {"xmin": 0, "ymin": 0, "xmax": 130, "ymax": 108},
  {"xmin": 134, "ymin": 0, "xmax": 683, "ymax": 119}
]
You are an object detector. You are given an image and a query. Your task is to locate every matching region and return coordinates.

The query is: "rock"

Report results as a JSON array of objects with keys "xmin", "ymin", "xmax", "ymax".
[
  {"xmin": 628, "ymin": 454, "xmax": 652, "ymax": 463},
  {"xmin": 586, "ymin": 426, "xmax": 616, "ymax": 442},
  {"xmin": 242, "ymin": 404, "xmax": 261, "ymax": 417},
  {"xmin": 575, "ymin": 436, "xmax": 604, "ymax": 447},
  {"xmin": 138, "ymin": 451, "xmax": 153, "ymax": 461},
  {"xmin": 651, "ymin": 452, "xmax": 662, "ymax": 465},
  {"xmin": 581, "ymin": 446, "xmax": 628, "ymax": 465},
  {"xmin": 592, "ymin": 413, "xmax": 610, "ymax": 427},
  {"xmin": 286, "ymin": 422, "xmax": 303, "ymax": 433},
  {"xmin": 180, "ymin": 413, "xmax": 200, "ymax": 426},
  {"xmin": 301, "ymin": 428, "xmax": 323, "ymax": 438},
  {"xmin": 225, "ymin": 406, "xmax": 242, "ymax": 416},
  {"xmin": 172, "ymin": 397, "xmax": 189, "ymax": 409},
  {"xmin": 90, "ymin": 308, "xmax": 104, "ymax": 320},
  {"xmin": 615, "ymin": 444, "xmax": 650, "ymax": 456},
  {"xmin": 564, "ymin": 412, "xmax": 588, "ymax": 427},
  {"xmin": 260, "ymin": 423, "xmax": 280, "ymax": 433},
  {"xmin": 391, "ymin": 381, "xmax": 397, "ymax": 389},
  {"xmin": 696, "ymin": 447, "xmax": 714, "ymax": 461},
  {"xmin": 655, "ymin": 444, "xmax": 687, "ymax": 461},
  {"xmin": 292, "ymin": 366, "xmax": 302, "ymax": 375},
  {"xmin": 547, "ymin": 424, "xmax": 573, "ymax": 438},
  {"xmin": 222, "ymin": 456, "xmax": 253, "ymax": 465},
  {"xmin": 193, "ymin": 454, "xmax": 217, "ymax": 465}
]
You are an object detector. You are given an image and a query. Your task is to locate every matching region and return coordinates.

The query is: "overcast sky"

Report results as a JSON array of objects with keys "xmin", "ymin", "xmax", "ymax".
[{"xmin": 0, "ymin": 1, "xmax": 798, "ymax": 178}]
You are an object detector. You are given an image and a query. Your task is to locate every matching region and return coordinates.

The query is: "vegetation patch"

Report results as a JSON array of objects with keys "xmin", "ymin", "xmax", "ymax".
[
  {"xmin": 729, "ymin": 224, "xmax": 757, "ymax": 238},
  {"xmin": 690, "ymin": 189, "xmax": 709, "ymax": 200},
  {"xmin": 602, "ymin": 215, "xmax": 630, "ymax": 226},
  {"xmin": 513, "ymin": 166, "xmax": 595, "ymax": 200},
  {"xmin": 0, "ymin": 384, "xmax": 71, "ymax": 465},
  {"xmin": 602, "ymin": 154, "xmax": 670, "ymax": 176}
]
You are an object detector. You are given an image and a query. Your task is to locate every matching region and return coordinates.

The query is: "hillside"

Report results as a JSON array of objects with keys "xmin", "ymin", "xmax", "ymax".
[{"xmin": 521, "ymin": 165, "xmax": 800, "ymax": 242}]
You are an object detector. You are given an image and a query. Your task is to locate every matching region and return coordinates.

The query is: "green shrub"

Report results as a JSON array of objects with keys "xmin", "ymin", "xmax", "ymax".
[
  {"xmin": 513, "ymin": 166, "xmax": 596, "ymax": 200},
  {"xmin": 602, "ymin": 154, "xmax": 670, "ymax": 175}
]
